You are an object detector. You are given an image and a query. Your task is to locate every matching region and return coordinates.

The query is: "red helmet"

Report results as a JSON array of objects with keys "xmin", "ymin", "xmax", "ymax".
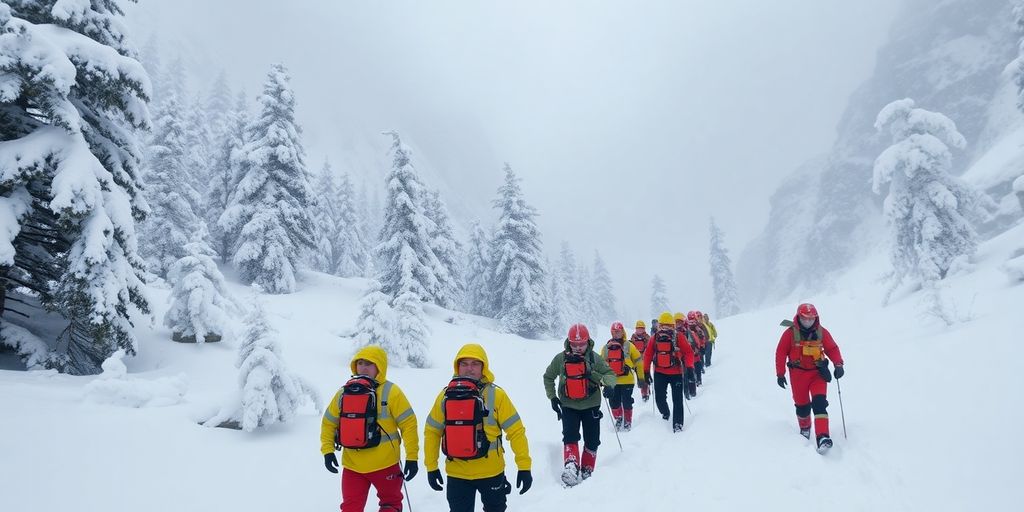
[
  {"xmin": 797, "ymin": 303, "xmax": 818, "ymax": 320},
  {"xmin": 567, "ymin": 323, "xmax": 590, "ymax": 343},
  {"xmin": 610, "ymin": 322, "xmax": 624, "ymax": 335}
]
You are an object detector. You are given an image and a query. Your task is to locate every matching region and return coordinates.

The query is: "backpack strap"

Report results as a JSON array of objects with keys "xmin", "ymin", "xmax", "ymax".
[{"xmin": 377, "ymin": 381, "xmax": 394, "ymax": 420}]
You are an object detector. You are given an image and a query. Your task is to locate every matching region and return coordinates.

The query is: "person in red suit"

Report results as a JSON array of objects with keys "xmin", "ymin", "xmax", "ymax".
[
  {"xmin": 775, "ymin": 303, "xmax": 845, "ymax": 453},
  {"xmin": 643, "ymin": 311, "xmax": 696, "ymax": 433}
]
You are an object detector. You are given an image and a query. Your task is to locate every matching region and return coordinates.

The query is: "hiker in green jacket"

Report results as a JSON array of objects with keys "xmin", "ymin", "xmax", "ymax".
[{"xmin": 543, "ymin": 323, "xmax": 617, "ymax": 487}]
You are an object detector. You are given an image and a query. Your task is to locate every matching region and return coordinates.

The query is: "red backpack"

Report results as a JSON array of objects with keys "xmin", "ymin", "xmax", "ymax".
[
  {"xmin": 653, "ymin": 330, "xmax": 681, "ymax": 369},
  {"xmin": 564, "ymin": 352, "xmax": 595, "ymax": 399},
  {"xmin": 336, "ymin": 375, "xmax": 382, "ymax": 449},
  {"xmin": 605, "ymin": 341, "xmax": 628, "ymax": 376},
  {"xmin": 441, "ymin": 377, "xmax": 491, "ymax": 460},
  {"xmin": 631, "ymin": 333, "xmax": 649, "ymax": 354}
]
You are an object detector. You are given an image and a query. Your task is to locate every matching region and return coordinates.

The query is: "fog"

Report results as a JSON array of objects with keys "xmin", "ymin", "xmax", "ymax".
[{"xmin": 126, "ymin": 0, "xmax": 900, "ymax": 320}]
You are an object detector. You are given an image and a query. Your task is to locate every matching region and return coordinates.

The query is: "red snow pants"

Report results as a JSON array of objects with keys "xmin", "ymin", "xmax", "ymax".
[
  {"xmin": 340, "ymin": 464, "xmax": 404, "ymax": 512},
  {"xmin": 788, "ymin": 367, "xmax": 830, "ymax": 438}
]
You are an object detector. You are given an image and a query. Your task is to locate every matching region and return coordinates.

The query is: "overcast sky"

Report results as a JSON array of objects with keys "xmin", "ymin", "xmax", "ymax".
[{"xmin": 126, "ymin": 0, "xmax": 900, "ymax": 322}]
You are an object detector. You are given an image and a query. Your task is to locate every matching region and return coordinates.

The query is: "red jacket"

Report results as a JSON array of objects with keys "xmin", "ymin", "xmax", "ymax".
[
  {"xmin": 775, "ymin": 316, "xmax": 844, "ymax": 376},
  {"xmin": 685, "ymin": 324, "xmax": 706, "ymax": 350},
  {"xmin": 644, "ymin": 328, "xmax": 695, "ymax": 376},
  {"xmin": 629, "ymin": 332, "xmax": 650, "ymax": 355}
]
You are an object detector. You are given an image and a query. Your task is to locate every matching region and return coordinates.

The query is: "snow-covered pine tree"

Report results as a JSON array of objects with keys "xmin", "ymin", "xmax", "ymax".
[
  {"xmin": 391, "ymin": 290, "xmax": 431, "ymax": 368},
  {"xmin": 182, "ymin": 91, "xmax": 215, "ymax": 206},
  {"xmin": 590, "ymin": 250, "xmax": 617, "ymax": 325},
  {"xmin": 208, "ymin": 90, "xmax": 249, "ymax": 262},
  {"xmin": 310, "ymin": 159, "xmax": 337, "ymax": 273},
  {"xmin": 1008, "ymin": 1, "xmax": 1024, "ymax": 112},
  {"xmin": 205, "ymin": 71, "xmax": 234, "ymax": 145},
  {"xmin": 220, "ymin": 64, "xmax": 315, "ymax": 294},
  {"xmin": 489, "ymin": 164, "xmax": 550, "ymax": 337},
  {"xmin": 164, "ymin": 228, "xmax": 235, "ymax": 343},
  {"xmin": 423, "ymin": 188, "xmax": 462, "ymax": 308},
  {"xmin": 708, "ymin": 217, "xmax": 741, "ymax": 317},
  {"xmin": 463, "ymin": 221, "xmax": 494, "ymax": 316},
  {"xmin": 0, "ymin": 2, "xmax": 152, "ymax": 374},
  {"xmin": 140, "ymin": 87, "xmax": 202, "ymax": 277},
  {"xmin": 557, "ymin": 242, "xmax": 581, "ymax": 322},
  {"xmin": 576, "ymin": 263, "xmax": 597, "ymax": 327},
  {"xmin": 374, "ymin": 132, "xmax": 444, "ymax": 303},
  {"xmin": 650, "ymin": 275, "xmax": 670, "ymax": 318},
  {"xmin": 873, "ymin": 99, "xmax": 988, "ymax": 320},
  {"xmin": 213, "ymin": 293, "xmax": 317, "ymax": 431},
  {"xmin": 332, "ymin": 172, "xmax": 371, "ymax": 277},
  {"xmin": 547, "ymin": 257, "xmax": 568, "ymax": 338},
  {"xmin": 353, "ymin": 279, "xmax": 396, "ymax": 350}
]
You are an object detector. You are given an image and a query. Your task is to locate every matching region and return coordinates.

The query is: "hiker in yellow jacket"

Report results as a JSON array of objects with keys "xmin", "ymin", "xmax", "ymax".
[
  {"xmin": 320, "ymin": 345, "xmax": 419, "ymax": 512},
  {"xmin": 702, "ymin": 312, "xmax": 718, "ymax": 368},
  {"xmin": 423, "ymin": 343, "xmax": 532, "ymax": 512},
  {"xmin": 600, "ymin": 322, "xmax": 646, "ymax": 432}
]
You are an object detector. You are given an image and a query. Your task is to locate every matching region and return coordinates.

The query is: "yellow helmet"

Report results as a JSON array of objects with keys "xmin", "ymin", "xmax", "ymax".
[
  {"xmin": 673, "ymin": 312, "xmax": 686, "ymax": 322},
  {"xmin": 658, "ymin": 311, "xmax": 674, "ymax": 325},
  {"xmin": 635, "ymin": 320, "xmax": 646, "ymax": 329}
]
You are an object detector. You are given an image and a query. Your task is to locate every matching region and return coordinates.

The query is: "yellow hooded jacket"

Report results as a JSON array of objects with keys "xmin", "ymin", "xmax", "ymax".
[
  {"xmin": 320, "ymin": 345, "xmax": 419, "ymax": 473},
  {"xmin": 703, "ymin": 320, "xmax": 718, "ymax": 343},
  {"xmin": 423, "ymin": 344, "xmax": 531, "ymax": 480},
  {"xmin": 600, "ymin": 338, "xmax": 646, "ymax": 385}
]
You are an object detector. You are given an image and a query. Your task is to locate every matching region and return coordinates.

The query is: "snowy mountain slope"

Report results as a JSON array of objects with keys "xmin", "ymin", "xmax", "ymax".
[{"xmin": 2, "ymin": 234, "xmax": 1022, "ymax": 511}]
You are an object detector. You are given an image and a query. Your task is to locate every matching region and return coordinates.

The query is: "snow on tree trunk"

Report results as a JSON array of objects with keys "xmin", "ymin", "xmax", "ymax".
[
  {"xmin": 164, "ymin": 228, "xmax": 236, "ymax": 343},
  {"xmin": 708, "ymin": 218, "xmax": 741, "ymax": 317},
  {"xmin": 0, "ymin": 2, "xmax": 152, "ymax": 375},
  {"xmin": 489, "ymin": 164, "xmax": 550, "ymax": 338},
  {"xmin": 873, "ymin": 98, "xmax": 987, "ymax": 311},
  {"xmin": 220, "ymin": 64, "xmax": 315, "ymax": 294}
]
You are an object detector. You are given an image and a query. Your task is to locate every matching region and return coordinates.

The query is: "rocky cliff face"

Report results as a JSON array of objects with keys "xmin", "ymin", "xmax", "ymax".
[{"xmin": 737, "ymin": 0, "xmax": 1017, "ymax": 307}]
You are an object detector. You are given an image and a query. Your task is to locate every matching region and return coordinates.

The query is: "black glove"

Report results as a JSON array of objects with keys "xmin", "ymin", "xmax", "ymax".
[
  {"xmin": 516, "ymin": 470, "xmax": 533, "ymax": 494},
  {"xmin": 403, "ymin": 460, "xmax": 418, "ymax": 481},
  {"xmin": 834, "ymin": 366, "xmax": 844, "ymax": 379},
  {"xmin": 602, "ymin": 386, "xmax": 613, "ymax": 399},
  {"xmin": 323, "ymin": 453, "xmax": 339, "ymax": 473},
  {"xmin": 644, "ymin": 373, "xmax": 652, "ymax": 385},
  {"xmin": 550, "ymin": 397, "xmax": 562, "ymax": 420},
  {"xmin": 684, "ymin": 368, "xmax": 695, "ymax": 385},
  {"xmin": 427, "ymin": 469, "xmax": 444, "ymax": 491},
  {"xmin": 777, "ymin": 375, "xmax": 787, "ymax": 389}
]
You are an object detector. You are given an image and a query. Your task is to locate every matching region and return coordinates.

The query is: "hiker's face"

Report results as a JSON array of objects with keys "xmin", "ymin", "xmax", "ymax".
[
  {"xmin": 458, "ymin": 358, "xmax": 484, "ymax": 380},
  {"xmin": 355, "ymin": 359, "xmax": 379, "ymax": 378},
  {"xmin": 635, "ymin": 327, "xmax": 645, "ymax": 335},
  {"xmin": 569, "ymin": 339, "xmax": 588, "ymax": 355}
]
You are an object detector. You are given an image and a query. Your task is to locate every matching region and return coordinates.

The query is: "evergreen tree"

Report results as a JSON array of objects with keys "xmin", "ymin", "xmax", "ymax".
[
  {"xmin": 423, "ymin": 188, "xmax": 462, "ymax": 308},
  {"xmin": 140, "ymin": 88, "xmax": 201, "ymax": 277},
  {"xmin": 708, "ymin": 217, "xmax": 741, "ymax": 317},
  {"xmin": 873, "ymin": 98, "xmax": 986, "ymax": 308},
  {"xmin": 309, "ymin": 160, "xmax": 337, "ymax": 273},
  {"xmin": 650, "ymin": 275, "xmax": 670, "ymax": 318},
  {"xmin": 576, "ymin": 263, "xmax": 597, "ymax": 326},
  {"xmin": 220, "ymin": 64, "xmax": 315, "ymax": 294},
  {"xmin": 164, "ymin": 228, "xmax": 234, "ymax": 343},
  {"xmin": 205, "ymin": 71, "xmax": 234, "ymax": 144},
  {"xmin": 221, "ymin": 294, "xmax": 317, "ymax": 431},
  {"xmin": 332, "ymin": 172, "xmax": 371, "ymax": 277},
  {"xmin": 590, "ymin": 250, "xmax": 617, "ymax": 324},
  {"xmin": 463, "ymin": 221, "xmax": 494, "ymax": 316},
  {"xmin": 374, "ymin": 132, "xmax": 445, "ymax": 304},
  {"xmin": 182, "ymin": 91, "xmax": 215, "ymax": 206},
  {"xmin": 557, "ymin": 242, "xmax": 581, "ymax": 321},
  {"xmin": 353, "ymin": 279, "xmax": 396, "ymax": 351},
  {"xmin": 391, "ymin": 290, "xmax": 431, "ymax": 368},
  {"xmin": 547, "ymin": 257, "xmax": 568, "ymax": 338},
  {"xmin": 208, "ymin": 91, "xmax": 249, "ymax": 262},
  {"xmin": 489, "ymin": 164, "xmax": 549, "ymax": 337},
  {"xmin": 0, "ymin": 1, "xmax": 152, "ymax": 374}
]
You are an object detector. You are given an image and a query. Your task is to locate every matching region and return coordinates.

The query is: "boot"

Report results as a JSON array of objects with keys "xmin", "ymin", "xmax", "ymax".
[
  {"xmin": 580, "ymin": 448, "xmax": 597, "ymax": 480},
  {"xmin": 800, "ymin": 427, "xmax": 811, "ymax": 439},
  {"xmin": 561, "ymin": 443, "xmax": 581, "ymax": 486},
  {"xmin": 816, "ymin": 435, "xmax": 833, "ymax": 454},
  {"xmin": 612, "ymin": 408, "xmax": 623, "ymax": 431},
  {"xmin": 622, "ymin": 409, "xmax": 633, "ymax": 431},
  {"xmin": 673, "ymin": 423, "xmax": 683, "ymax": 433}
]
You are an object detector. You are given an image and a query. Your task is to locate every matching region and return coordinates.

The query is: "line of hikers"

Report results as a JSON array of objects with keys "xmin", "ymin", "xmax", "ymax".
[{"xmin": 320, "ymin": 303, "xmax": 843, "ymax": 511}]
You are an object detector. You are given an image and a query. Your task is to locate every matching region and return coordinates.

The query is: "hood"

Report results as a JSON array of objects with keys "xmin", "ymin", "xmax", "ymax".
[
  {"xmin": 452, "ymin": 343, "xmax": 495, "ymax": 383},
  {"xmin": 350, "ymin": 345, "xmax": 389, "ymax": 382},
  {"xmin": 563, "ymin": 337, "xmax": 595, "ymax": 353}
]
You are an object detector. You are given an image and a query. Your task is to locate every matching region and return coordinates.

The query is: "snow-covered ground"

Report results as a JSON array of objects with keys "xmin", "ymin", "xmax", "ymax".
[{"xmin": 2, "ymin": 221, "xmax": 1021, "ymax": 511}]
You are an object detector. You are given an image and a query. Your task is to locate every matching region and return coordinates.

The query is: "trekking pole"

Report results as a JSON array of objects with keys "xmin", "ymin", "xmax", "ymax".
[
  {"xmin": 836, "ymin": 378, "xmax": 848, "ymax": 439},
  {"xmin": 603, "ymin": 397, "xmax": 624, "ymax": 452},
  {"xmin": 402, "ymin": 477, "xmax": 414, "ymax": 512}
]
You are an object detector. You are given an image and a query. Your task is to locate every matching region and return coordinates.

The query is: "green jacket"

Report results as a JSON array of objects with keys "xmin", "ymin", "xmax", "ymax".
[{"xmin": 543, "ymin": 338, "xmax": 618, "ymax": 410}]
